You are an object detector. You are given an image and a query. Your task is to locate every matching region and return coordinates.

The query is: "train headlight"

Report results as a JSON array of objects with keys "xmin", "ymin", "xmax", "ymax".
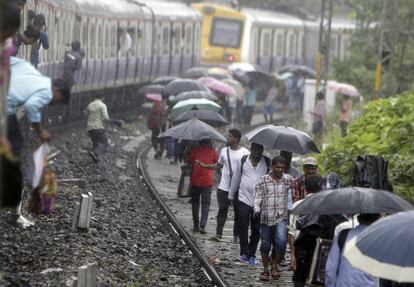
[{"xmin": 224, "ymin": 54, "xmax": 235, "ymax": 62}]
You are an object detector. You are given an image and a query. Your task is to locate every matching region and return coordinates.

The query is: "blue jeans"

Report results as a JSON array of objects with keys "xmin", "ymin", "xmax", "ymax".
[
  {"xmin": 191, "ymin": 186, "xmax": 212, "ymax": 229},
  {"xmin": 238, "ymin": 201, "xmax": 260, "ymax": 257},
  {"xmin": 260, "ymin": 220, "xmax": 288, "ymax": 257}
]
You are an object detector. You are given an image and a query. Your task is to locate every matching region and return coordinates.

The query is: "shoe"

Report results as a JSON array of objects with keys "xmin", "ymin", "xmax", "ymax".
[
  {"xmin": 249, "ymin": 257, "xmax": 257, "ymax": 266},
  {"xmin": 209, "ymin": 235, "xmax": 222, "ymax": 242},
  {"xmin": 233, "ymin": 236, "xmax": 239, "ymax": 244},
  {"xmin": 238, "ymin": 255, "xmax": 250, "ymax": 264},
  {"xmin": 16, "ymin": 215, "xmax": 35, "ymax": 228},
  {"xmin": 192, "ymin": 226, "xmax": 199, "ymax": 232},
  {"xmin": 88, "ymin": 151, "xmax": 99, "ymax": 163},
  {"xmin": 199, "ymin": 228, "xmax": 207, "ymax": 234}
]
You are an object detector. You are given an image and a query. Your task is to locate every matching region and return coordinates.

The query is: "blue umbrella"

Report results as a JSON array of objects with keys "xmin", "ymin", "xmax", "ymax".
[{"xmin": 344, "ymin": 211, "xmax": 414, "ymax": 283}]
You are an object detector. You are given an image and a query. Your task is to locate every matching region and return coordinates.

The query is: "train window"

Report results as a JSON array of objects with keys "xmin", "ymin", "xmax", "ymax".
[
  {"xmin": 194, "ymin": 24, "xmax": 200, "ymax": 54},
  {"xmin": 162, "ymin": 26, "xmax": 169, "ymax": 55},
  {"xmin": 288, "ymin": 33, "xmax": 295, "ymax": 58},
  {"xmin": 210, "ymin": 18, "xmax": 243, "ymax": 48},
  {"xmin": 262, "ymin": 31, "xmax": 271, "ymax": 57},
  {"xmin": 275, "ymin": 32, "xmax": 284, "ymax": 57},
  {"xmin": 98, "ymin": 23, "xmax": 103, "ymax": 59},
  {"xmin": 185, "ymin": 26, "xmax": 192, "ymax": 55},
  {"xmin": 251, "ymin": 28, "xmax": 258, "ymax": 59},
  {"xmin": 145, "ymin": 22, "xmax": 152, "ymax": 58},
  {"xmin": 90, "ymin": 23, "xmax": 96, "ymax": 59},
  {"xmin": 330, "ymin": 35, "xmax": 337, "ymax": 58},
  {"xmin": 174, "ymin": 25, "xmax": 181, "ymax": 55}
]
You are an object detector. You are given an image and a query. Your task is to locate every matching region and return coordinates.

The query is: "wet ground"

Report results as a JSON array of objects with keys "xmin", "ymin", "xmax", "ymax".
[{"xmin": 0, "ymin": 118, "xmax": 203, "ymax": 286}]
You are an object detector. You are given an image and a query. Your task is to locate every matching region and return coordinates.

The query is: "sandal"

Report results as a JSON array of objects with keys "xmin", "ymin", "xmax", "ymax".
[
  {"xmin": 271, "ymin": 268, "xmax": 281, "ymax": 280},
  {"xmin": 259, "ymin": 271, "xmax": 269, "ymax": 281}
]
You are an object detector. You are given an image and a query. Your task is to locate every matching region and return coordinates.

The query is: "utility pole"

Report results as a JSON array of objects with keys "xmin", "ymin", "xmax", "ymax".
[{"xmin": 316, "ymin": 0, "xmax": 333, "ymax": 93}]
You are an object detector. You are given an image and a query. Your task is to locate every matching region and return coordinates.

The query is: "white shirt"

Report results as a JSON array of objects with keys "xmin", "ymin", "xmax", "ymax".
[
  {"xmin": 229, "ymin": 155, "xmax": 268, "ymax": 206},
  {"xmin": 217, "ymin": 146, "xmax": 249, "ymax": 192}
]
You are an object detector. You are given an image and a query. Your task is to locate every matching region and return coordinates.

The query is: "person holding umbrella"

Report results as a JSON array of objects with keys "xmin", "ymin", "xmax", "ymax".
[
  {"xmin": 339, "ymin": 94, "xmax": 352, "ymax": 137},
  {"xmin": 254, "ymin": 156, "xmax": 295, "ymax": 281},
  {"xmin": 187, "ymin": 139, "xmax": 219, "ymax": 233},
  {"xmin": 325, "ymin": 213, "xmax": 381, "ymax": 287}
]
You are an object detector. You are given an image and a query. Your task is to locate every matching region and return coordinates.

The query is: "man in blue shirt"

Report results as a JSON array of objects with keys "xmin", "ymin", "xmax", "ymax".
[{"xmin": 7, "ymin": 56, "xmax": 70, "ymax": 156}]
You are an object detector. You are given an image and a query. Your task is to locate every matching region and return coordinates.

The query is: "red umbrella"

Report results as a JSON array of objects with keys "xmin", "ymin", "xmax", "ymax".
[{"xmin": 328, "ymin": 81, "xmax": 360, "ymax": 97}]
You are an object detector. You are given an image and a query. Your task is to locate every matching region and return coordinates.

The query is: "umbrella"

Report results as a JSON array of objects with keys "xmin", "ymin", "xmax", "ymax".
[
  {"xmin": 228, "ymin": 62, "xmax": 255, "ymax": 72},
  {"xmin": 208, "ymin": 73, "xmax": 230, "ymax": 80},
  {"xmin": 292, "ymin": 187, "xmax": 414, "ymax": 215},
  {"xmin": 165, "ymin": 79, "xmax": 209, "ymax": 96},
  {"xmin": 170, "ymin": 91, "xmax": 218, "ymax": 103},
  {"xmin": 198, "ymin": 77, "xmax": 236, "ymax": 96},
  {"xmin": 158, "ymin": 118, "xmax": 226, "ymax": 142},
  {"xmin": 221, "ymin": 78, "xmax": 245, "ymax": 100},
  {"xmin": 170, "ymin": 98, "xmax": 221, "ymax": 118},
  {"xmin": 145, "ymin": 93, "xmax": 162, "ymax": 102},
  {"xmin": 173, "ymin": 110, "xmax": 228, "ymax": 127},
  {"xmin": 246, "ymin": 71, "xmax": 273, "ymax": 91},
  {"xmin": 245, "ymin": 125, "xmax": 320, "ymax": 154},
  {"xmin": 151, "ymin": 76, "xmax": 177, "ymax": 86},
  {"xmin": 327, "ymin": 81, "xmax": 360, "ymax": 97},
  {"xmin": 208, "ymin": 67, "xmax": 230, "ymax": 75},
  {"xmin": 344, "ymin": 211, "xmax": 414, "ymax": 283},
  {"xmin": 138, "ymin": 84, "xmax": 164, "ymax": 95},
  {"xmin": 279, "ymin": 65, "xmax": 316, "ymax": 78},
  {"xmin": 182, "ymin": 67, "xmax": 208, "ymax": 79},
  {"xmin": 273, "ymin": 72, "xmax": 293, "ymax": 80},
  {"xmin": 232, "ymin": 70, "xmax": 250, "ymax": 86}
]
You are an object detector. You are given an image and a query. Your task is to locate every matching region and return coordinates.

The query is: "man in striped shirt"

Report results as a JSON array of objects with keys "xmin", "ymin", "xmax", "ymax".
[{"xmin": 254, "ymin": 156, "xmax": 294, "ymax": 281}]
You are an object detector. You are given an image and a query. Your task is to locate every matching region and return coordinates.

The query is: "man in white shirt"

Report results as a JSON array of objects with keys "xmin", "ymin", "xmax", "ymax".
[
  {"xmin": 197, "ymin": 129, "xmax": 249, "ymax": 242},
  {"xmin": 229, "ymin": 143, "xmax": 270, "ymax": 265}
]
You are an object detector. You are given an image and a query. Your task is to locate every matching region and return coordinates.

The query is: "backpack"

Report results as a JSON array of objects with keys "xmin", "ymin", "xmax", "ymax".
[
  {"xmin": 352, "ymin": 155, "xmax": 393, "ymax": 191},
  {"xmin": 337, "ymin": 228, "xmax": 351, "ymax": 254},
  {"xmin": 240, "ymin": 154, "xmax": 271, "ymax": 174}
]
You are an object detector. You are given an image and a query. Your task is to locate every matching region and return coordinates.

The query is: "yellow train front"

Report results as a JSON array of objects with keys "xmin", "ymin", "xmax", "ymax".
[{"xmin": 192, "ymin": 3, "xmax": 246, "ymax": 65}]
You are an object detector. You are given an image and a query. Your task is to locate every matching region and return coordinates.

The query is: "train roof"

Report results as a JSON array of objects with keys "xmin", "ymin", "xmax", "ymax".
[
  {"xmin": 133, "ymin": 0, "xmax": 201, "ymax": 20},
  {"xmin": 72, "ymin": 0, "xmax": 146, "ymax": 17},
  {"xmin": 242, "ymin": 8, "xmax": 304, "ymax": 28}
]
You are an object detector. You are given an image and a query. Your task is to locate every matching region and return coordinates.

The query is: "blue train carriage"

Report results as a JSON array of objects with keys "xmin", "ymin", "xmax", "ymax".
[
  {"xmin": 241, "ymin": 8, "xmax": 306, "ymax": 73},
  {"xmin": 138, "ymin": 0, "xmax": 202, "ymax": 79}
]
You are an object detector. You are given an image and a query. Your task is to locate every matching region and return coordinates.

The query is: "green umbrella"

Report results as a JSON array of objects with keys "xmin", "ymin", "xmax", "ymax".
[{"xmin": 170, "ymin": 98, "xmax": 221, "ymax": 118}]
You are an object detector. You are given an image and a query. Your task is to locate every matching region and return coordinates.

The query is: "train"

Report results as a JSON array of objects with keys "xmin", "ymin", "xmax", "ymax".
[
  {"xmin": 192, "ymin": 3, "xmax": 355, "ymax": 72},
  {"xmin": 16, "ymin": 0, "xmax": 355, "ymax": 123}
]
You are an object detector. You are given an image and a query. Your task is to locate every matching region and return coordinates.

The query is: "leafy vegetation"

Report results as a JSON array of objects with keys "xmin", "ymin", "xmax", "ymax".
[{"xmin": 317, "ymin": 91, "xmax": 414, "ymax": 201}]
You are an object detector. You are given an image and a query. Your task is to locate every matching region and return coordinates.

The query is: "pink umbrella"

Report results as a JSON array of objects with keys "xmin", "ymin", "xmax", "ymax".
[
  {"xmin": 145, "ymin": 93, "xmax": 162, "ymax": 102},
  {"xmin": 198, "ymin": 77, "xmax": 236, "ymax": 96},
  {"xmin": 328, "ymin": 81, "xmax": 360, "ymax": 97}
]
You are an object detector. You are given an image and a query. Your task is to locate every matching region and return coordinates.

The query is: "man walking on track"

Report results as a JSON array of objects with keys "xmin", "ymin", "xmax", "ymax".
[
  {"xmin": 254, "ymin": 156, "xmax": 294, "ymax": 281},
  {"xmin": 196, "ymin": 129, "xmax": 249, "ymax": 242},
  {"xmin": 188, "ymin": 139, "xmax": 218, "ymax": 234},
  {"xmin": 229, "ymin": 143, "xmax": 270, "ymax": 266}
]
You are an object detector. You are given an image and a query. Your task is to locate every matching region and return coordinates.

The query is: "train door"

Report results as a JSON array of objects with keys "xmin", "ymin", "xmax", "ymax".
[
  {"xmin": 285, "ymin": 30, "xmax": 297, "ymax": 65},
  {"xmin": 92, "ymin": 19, "xmax": 104, "ymax": 90},
  {"xmin": 125, "ymin": 22, "xmax": 139, "ymax": 85},
  {"xmin": 169, "ymin": 22, "xmax": 182, "ymax": 76},
  {"xmin": 115, "ymin": 22, "xmax": 130, "ymax": 87},
  {"xmin": 158, "ymin": 22, "xmax": 170, "ymax": 77},
  {"xmin": 193, "ymin": 22, "xmax": 201, "ymax": 68},
  {"xmin": 85, "ymin": 18, "xmax": 97, "ymax": 90},
  {"xmin": 135, "ymin": 21, "xmax": 146, "ymax": 82},
  {"xmin": 100, "ymin": 21, "xmax": 110, "ymax": 89},
  {"xmin": 183, "ymin": 23, "xmax": 193, "ymax": 71},
  {"xmin": 106, "ymin": 23, "xmax": 117, "ymax": 88},
  {"xmin": 259, "ymin": 28, "xmax": 272, "ymax": 73},
  {"xmin": 273, "ymin": 30, "xmax": 284, "ymax": 70},
  {"xmin": 143, "ymin": 20, "xmax": 153, "ymax": 81}
]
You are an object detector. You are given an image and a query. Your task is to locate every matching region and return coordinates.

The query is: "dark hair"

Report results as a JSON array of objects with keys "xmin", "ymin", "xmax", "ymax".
[
  {"xmin": 271, "ymin": 155, "xmax": 286, "ymax": 166},
  {"xmin": 199, "ymin": 138, "xmax": 211, "ymax": 145},
  {"xmin": 24, "ymin": 24, "xmax": 40, "ymax": 40},
  {"xmin": 250, "ymin": 142, "xmax": 264, "ymax": 153},
  {"xmin": 316, "ymin": 90, "xmax": 325, "ymax": 100},
  {"xmin": 52, "ymin": 79, "xmax": 71, "ymax": 104},
  {"xmin": 1, "ymin": 1, "xmax": 21, "ymax": 40},
  {"xmin": 305, "ymin": 175, "xmax": 323, "ymax": 194},
  {"xmin": 27, "ymin": 10, "xmax": 36, "ymax": 22},
  {"xmin": 33, "ymin": 14, "xmax": 46, "ymax": 28},
  {"xmin": 357, "ymin": 213, "xmax": 381, "ymax": 225},
  {"xmin": 280, "ymin": 150, "xmax": 292, "ymax": 166},
  {"xmin": 71, "ymin": 40, "xmax": 81, "ymax": 52},
  {"xmin": 228, "ymin": 128, "xmax": 241, "ymax": 142}
]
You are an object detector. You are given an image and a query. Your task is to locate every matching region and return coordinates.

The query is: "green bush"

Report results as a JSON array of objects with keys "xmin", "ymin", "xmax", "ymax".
[{"xmin": 317, "ymin": 91, "xmax": 414, "ymax": 201}]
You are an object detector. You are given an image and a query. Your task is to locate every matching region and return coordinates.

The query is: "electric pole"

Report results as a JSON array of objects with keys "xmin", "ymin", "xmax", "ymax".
[{"xmin": 316, "ymin": 0, "xmax": 333, "ymax": 93}]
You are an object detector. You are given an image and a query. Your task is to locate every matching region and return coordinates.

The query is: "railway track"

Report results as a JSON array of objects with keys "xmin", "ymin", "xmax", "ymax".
[{"xmin": 135, "ymin": 113, "xmax": 298, "ymax": 287}]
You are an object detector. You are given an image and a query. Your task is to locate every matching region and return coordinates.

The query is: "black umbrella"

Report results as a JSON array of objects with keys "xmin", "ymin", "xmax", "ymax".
[
  {"xmin": 152, "ymin": 76, "xmax": 178, "ymax": 86},
  {"xmin": 158, "ymin": 118, "xmax": 226, "ymax": 142},
  {"xmin": 232, "ymin": 70, "xmax": 250, "ymax": 86},
  {"xmin": 170, "ymin": 91, "xmax": 218, "ymax": 103},
  {"xmin": 278, "ymin": 65, "xmax": 316, "ymax": 78},
  {"xmin": 182, "ymin": 67, "xmax": 208, "ymax": 79},
  {"xmin": 246, "ymin": 71, "xmax": 273, "ymax": 91},
  {"xmin": 292, "ymin": 187, "xmax": 414, "ymax": 215},
  {"xmin": 138, "ymin": 84, "xmax": 164, "ymax": 95},
  {"xmin": 165, "ymin": 79, "xmax": 210, "ymax": 96},
  {"xmin": 173, "ymin": 110, "xmax": 228, "ymax": 127},
  {"xmin": 245, "ymin": 125, "xmax": 320, "ymax": 154}
]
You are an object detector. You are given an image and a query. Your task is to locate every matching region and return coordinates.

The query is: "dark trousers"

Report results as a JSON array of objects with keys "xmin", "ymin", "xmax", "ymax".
[
  {"xmin": 88, "ymin": 129, "xmax": 108, "ymax": 154},
  {"xmin": 191, "ymin": 186, "xmax": 212, "ymax": 229},
  {"xmin": 7, "ymin": 115, "xmax": 24, "ymax": 157},
  {"xmin": 216, "ymin": 189, "xmax": 239, "ymax": 237},
  {"xmin": 340, "ymin": 121, "xmax": 348, "ymax": 137},
  {"xmin": 244, "ymin": 106, "xmax": 254, "ymax": 125},
  {"xmin": 238, "ymin": 200, "xmax": 260, "ymax": 257}
]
